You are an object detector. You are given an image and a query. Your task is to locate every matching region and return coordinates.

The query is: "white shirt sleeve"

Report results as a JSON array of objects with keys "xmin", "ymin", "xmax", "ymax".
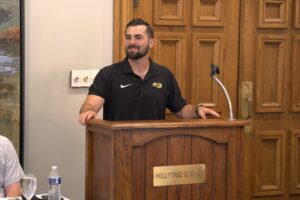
[{"xmin": 2, "ymin": 137, "xmax": 24, "ymax": 187}]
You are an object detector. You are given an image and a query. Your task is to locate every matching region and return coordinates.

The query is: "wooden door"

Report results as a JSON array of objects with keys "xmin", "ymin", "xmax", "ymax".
[
  {"xmin": 240, "ymin": 0, "xmax": 300, "ymax": 200},
  {"xmin": 113, "ymin": 0, "xmax": 240, "ymax": 118},
  {"xmin": 113, "ymin": 0, "xmax": 300, "ymax": 200}
]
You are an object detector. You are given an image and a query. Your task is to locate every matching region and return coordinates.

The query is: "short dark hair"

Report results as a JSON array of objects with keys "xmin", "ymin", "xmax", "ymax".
[{"xmin": 125, "ymin": 18, "xmax": 154, "ymax": 39}]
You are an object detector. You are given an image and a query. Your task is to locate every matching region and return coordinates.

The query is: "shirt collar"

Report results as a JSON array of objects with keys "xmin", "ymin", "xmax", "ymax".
[{"xmin": 121, "ymin": 57, "xmax": 159, "ymax": 78}]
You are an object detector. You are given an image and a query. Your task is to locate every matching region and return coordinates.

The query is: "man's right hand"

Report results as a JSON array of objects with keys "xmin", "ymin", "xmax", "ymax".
[
  {"xmin": 78, "ymin": 95, "xmax": 105, "ymax": 125},
  {"xmin": 78, "ymin": 110, "xmax": 99, "ymax": 125}
]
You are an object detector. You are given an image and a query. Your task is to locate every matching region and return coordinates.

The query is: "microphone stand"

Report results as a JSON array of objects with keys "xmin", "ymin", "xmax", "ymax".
[{"xmin": 210, "ymin": 64, "xmax": 234, "ymax": 121}]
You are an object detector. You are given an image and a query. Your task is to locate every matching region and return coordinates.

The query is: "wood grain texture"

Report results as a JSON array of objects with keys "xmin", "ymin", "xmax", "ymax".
[
  {"xmin": 292, "ymin": 35, "xmax": 300, "ymax": 112},
  {"xmin": 255, "ymin": 34, "xmax": 290, "ymax": 113},
  {"xmin": 240, "ymin": 0, "xmax": 298, "ymax": 198},
  {"xmin": 113, "ymin": 0, "xmax": 300, "ymax": 199},
  {"xmin": 254, "ymin": 131, "xmax": 286, "ymax": 196},
  {"xmin": 85, "ymin": 119, "xmax": 246, "ymax": 200},
  {"xmin": 153, "ymin": 0, "xmax": 186, "ymax": 25},
  {"xmin": 295, "ymin": 0, "xmax": 300, "ymax": 28},
  {"xmin": 258, "ymin": 0, "xmax": 290, "ymax": 28},
  {"xmin": 290, "ymin": 130, "xmax": 300, "ymax": 194},
  {"xmin": 154, "ymin": 32, "xmax": 187, "ymax": 98},
  {"xmin": 192, "ymin": 0, "xmax": 224, "ymax": 26}
]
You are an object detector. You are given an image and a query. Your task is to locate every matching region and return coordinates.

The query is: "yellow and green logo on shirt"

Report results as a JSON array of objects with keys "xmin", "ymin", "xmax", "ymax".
[{"xmin": 152, "ymin": 82, "xmax": 162, "ymax": 89}]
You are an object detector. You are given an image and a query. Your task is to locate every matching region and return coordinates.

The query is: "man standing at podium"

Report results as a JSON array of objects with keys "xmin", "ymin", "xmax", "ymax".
[{"xmin": 79, "ymin": 18, "xmax": 219, "ymax": 125}]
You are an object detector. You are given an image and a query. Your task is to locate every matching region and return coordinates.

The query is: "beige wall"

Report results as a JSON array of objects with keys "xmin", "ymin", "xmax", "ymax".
[{"xmin": 24, "ymin": 1, "xmax": 113, "ymax": 199}]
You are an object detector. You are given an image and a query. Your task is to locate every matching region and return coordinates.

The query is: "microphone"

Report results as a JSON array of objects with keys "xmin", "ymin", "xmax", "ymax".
[{"xmin": 210, "ymin": 64, "xmax": 234, "ymax": 121}]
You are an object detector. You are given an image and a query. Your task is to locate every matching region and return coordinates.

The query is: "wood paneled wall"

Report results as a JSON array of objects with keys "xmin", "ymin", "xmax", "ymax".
[
  {"xmin": 114, "ymin": 0, "xmax": 239, "ymax": 118},
  {"xmin": 113, "ymin": 0, "xmax": 300, "ymax": 199},
  {"xmin": 240, "ymin": 0, "xmax": 300, "ymax": 199}
]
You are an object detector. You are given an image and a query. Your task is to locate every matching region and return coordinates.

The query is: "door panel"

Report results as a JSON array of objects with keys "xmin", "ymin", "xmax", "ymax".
[
  {"xmin": 192, "ymin": 0, "xmax": 224, "ymax": 27},
  {"xmin": 295, "ymin": 0, "xmax": 300, "ymax": 28},
  {"xmin": 153, "ymin": 0, "xmax": 186, "ymax": 25},
  {"xmin": 290, "ymin": 130, "xmax": 300, "ymax": 194},
  {"xmin": 255, "ymin": 34, "xmax": 289, "ymax": 113},
  {"xmin": 258, "ymin": 0, "xmax": 290, "ymax": 28},
  {"xmin": 254, "ymin": 131, "xmax": 286, "ymax": 196},
  {"xmin": 292, "ymin": 36, "xmax": 300, "ymax": 111},
  {"xmin": 154, "ymin": 33, "xmax": 188, "ymax": 97},
  {"xmin": 191, "ymin": 33, "xmax": 224, "ymax": 112}
]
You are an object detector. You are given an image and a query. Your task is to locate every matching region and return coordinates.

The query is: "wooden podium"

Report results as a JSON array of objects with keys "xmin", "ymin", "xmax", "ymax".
[{"xmin": 85, "ymin": 119, "xmax": 247, "ymax": 200}]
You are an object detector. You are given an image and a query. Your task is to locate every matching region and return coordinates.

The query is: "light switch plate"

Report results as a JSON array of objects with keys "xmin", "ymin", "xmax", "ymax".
[
  {"xmin": 70, "ymin": 69, "xmax": 100, "ymax": 88},
  {"xmin": 71, "ymin": 70, "xmax": 90, "ymax": 87}
]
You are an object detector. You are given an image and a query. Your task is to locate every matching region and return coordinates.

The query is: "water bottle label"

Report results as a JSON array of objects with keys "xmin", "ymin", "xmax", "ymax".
[{"xmin": 49, "ymin": 177, "xmax": 61, "ymax": 185}]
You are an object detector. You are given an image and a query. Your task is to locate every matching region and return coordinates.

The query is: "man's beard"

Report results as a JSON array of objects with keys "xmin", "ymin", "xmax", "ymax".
[{"xmin": 125, "ymin": 44, "xmax": 150, "ymax": 60}]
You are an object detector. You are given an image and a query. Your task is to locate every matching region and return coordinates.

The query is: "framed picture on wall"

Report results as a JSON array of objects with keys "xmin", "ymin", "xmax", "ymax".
[{"xmin": 0, "ymin": 0, "xmax": 23, "ymax": 162}]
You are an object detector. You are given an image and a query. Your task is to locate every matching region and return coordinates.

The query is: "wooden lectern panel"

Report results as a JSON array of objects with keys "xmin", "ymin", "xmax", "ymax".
[
  {"xmin": 132, "ymin": 134, "xmax": 227, "ymax": 199},
  {"xmin": 85, "ymin": 119, "xmax": 247, "ymax": 200}
]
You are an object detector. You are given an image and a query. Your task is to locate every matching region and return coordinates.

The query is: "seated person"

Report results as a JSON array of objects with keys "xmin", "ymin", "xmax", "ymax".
[{"xmin": 0, "ymin": 135, "xmax": 24, "ymax": 197}]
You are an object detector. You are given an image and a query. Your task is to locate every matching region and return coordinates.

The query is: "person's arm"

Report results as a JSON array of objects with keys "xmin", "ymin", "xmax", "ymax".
[
  {"xmin": 5, "ymin": 182, "xmax": 21, "ymax": 197},
  {"xmin": 175, "ymin": 104, "xmax": 220, "ymax": 119},
  {"xmin": 78, "ymin": 95, "xmax": 105, "ymax": 125},
  {"xmin": 3, "ymin": 136, "xmax": 24, "ymax": 198}
]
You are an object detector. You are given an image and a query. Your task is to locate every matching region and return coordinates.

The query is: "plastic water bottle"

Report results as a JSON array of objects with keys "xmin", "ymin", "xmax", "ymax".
[{"xmin": 48, "ymin": 166, "xmax": 61, "ymax": 200}]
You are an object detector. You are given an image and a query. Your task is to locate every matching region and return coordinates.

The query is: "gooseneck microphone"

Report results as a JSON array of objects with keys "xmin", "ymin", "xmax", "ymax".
[{"xmin": 210, "ymin": 64, "xmax": 234, "ymax": 121}]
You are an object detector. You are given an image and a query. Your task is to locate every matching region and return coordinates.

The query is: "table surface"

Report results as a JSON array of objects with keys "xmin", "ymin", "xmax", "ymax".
[{"xmin": 0, "ymin": 194, "xmax": 70, "ymax": 200}]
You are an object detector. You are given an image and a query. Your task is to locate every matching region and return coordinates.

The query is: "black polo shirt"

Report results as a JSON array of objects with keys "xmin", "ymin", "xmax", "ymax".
[{"xmin": 88, "ymin": 58, "xmax": 187, "ymax": 121}]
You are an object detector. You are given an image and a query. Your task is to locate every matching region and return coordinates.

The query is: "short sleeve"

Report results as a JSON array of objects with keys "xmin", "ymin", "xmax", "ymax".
[
  {"xmin": 88, "ymin": 68, "xmax": 111, "ymax": 99},
  {"xmin": 3, "ymin": 138, "xmax": 24, "ymax": 187},
  {"xmin": 166, "ymin": 70, "xmax": 187, "ymax": 113}
]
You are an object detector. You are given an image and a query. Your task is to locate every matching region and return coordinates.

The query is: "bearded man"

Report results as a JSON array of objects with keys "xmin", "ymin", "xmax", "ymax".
[{"xmin": 79, "ymin": 18, "xmax": 219, "ymax": 124}]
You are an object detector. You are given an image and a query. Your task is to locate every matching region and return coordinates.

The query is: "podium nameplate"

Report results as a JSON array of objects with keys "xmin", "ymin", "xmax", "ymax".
[{"xmin": 153, "ymin": 164, "xmax": 206, "ymax": 186}]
